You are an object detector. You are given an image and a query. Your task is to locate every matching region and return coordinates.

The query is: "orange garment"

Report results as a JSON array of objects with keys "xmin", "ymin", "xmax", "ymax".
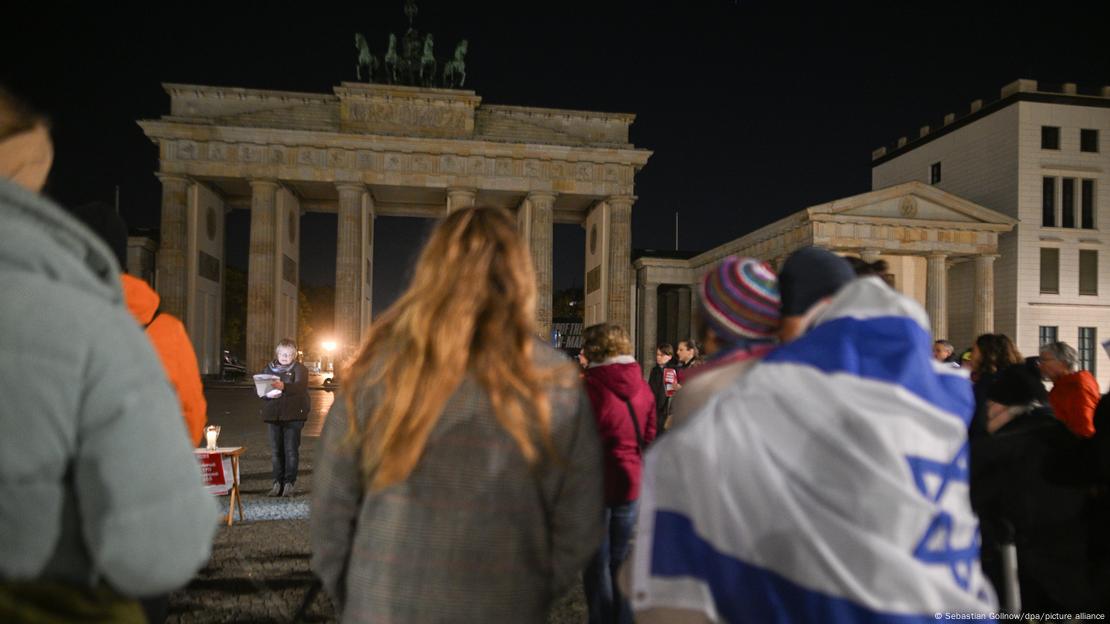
[
  {"xmin": 1048, "ymin": 370, "xmax": 1099, "ymax": 438},
  {"xmin": 121, "ymin": 274, "xmax": 207, "ymax": 446}
]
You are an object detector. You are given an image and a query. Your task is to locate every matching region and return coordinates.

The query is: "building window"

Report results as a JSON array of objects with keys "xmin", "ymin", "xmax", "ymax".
[
  {"xmin": 1079, "ymin": 327, "xmax": 1097, "ymax": 375},
  {"xmin": 1039, "ymin": 326, "xmax": 1058, "ymax": 347},
  {"xmin": 929, "ymin": 162, "xmax": 941, "ymax": 185},
  {"xmin": 1043, "ymin": 177, "xmax": 1055, "ymax": 227},
  {"xmin": 1082, "ymin": 179, "xmax": 1096, "ymax": 229},
  {"xmin": 1080, "ymin": 249, "xmax": 1098, "ymax": 295},
  {"xmin": 1042, "ymin": 126, "xmax": 1060, "ymax": 150},
  {"xmin": 1040, "ymin": 248, "xmax": 1059, "ymax": 294},
  {"xmin": 1081, "ymin": 129, "xmax": 1099, "ymax": 153},
  {"xmin": 1062, "ymin": 178, "xmax": 1076, "ymax": 228}
]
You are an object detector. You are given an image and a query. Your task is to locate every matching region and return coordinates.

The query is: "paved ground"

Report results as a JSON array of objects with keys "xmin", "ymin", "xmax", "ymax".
[{"xmin": 167, "ymin": 381, "xmax": 587, "ymax": 623}]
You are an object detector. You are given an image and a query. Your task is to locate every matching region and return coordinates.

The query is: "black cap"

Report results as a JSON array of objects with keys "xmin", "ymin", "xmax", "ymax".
[{"xmin": 778, "ymin": 247, "xmax": 855, "ymax": 316}]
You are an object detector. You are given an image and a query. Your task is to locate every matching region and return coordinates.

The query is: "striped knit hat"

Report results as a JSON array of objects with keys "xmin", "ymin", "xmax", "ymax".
[{"xmin": 698, "ymin": 256, "xmax": 781, "ymax": 343}]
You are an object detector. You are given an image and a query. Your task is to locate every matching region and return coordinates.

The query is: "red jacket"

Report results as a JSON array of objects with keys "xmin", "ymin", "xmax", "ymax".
[
  {"xmin": 1048, "ymin": 370, "xmax": 1099, "ymax": 438},
  {"xmin": 584, "ymin": 358, "xmax": 656, "ymax": 504},
  {"xmin": 122, "ymin": 274, "xmax": 208, "ymax": 445}
]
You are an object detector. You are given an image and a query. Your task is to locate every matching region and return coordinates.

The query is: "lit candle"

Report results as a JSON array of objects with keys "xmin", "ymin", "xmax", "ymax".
[{"xmin": 206, "ymin": 427, "xmax": 219, "ymax": 451}]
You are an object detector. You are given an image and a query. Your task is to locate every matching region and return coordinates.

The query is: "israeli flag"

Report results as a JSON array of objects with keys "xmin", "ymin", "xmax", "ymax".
[{"xmin": 630, "ymin": 277, "xmax": 997, "ymax": 622}]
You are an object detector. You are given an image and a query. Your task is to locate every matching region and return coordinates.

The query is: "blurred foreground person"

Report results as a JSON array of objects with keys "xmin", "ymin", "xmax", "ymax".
[
  {"xmin": 0, "ymin": 87, "xmax": 215, "ymax": 622},
  {"xmin": 628, "ymin": 248, "xmax": 996, "ymax": 621},
  {"xmin": 311, "ymin": 207, "xmax": 602, "ymax": 623}
]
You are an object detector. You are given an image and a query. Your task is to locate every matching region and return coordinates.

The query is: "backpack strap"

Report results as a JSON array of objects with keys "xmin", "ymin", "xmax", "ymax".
[{"xmin": 623, "ymin": 399, "xmax": 645, "ymax": 455}]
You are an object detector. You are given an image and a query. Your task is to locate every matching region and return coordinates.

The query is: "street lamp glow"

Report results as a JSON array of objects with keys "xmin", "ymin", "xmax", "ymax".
[{"xmin": 322, "ymin": 341, "xmax": 337, "ymax": 353}]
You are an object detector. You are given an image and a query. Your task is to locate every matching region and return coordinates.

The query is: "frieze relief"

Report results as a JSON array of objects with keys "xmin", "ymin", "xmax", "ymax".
[
  {"xmin": 240, "ymin": 144, "xmax": 262, "ymax": 163},
  {"xmin": 208, "ymin": 142, "xmax": 228, "ymax": 161},
  {"xmin": 165, "ymin": 140, "xmax": 632, "ymax": 190}
]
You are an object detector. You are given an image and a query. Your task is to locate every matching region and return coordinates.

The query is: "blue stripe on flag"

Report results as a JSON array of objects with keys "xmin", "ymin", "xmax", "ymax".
[
  {"xmin": 763, "ymin": 316, "xmax": 973, "ymax": 423},
  {"xmin": 650, "ymin": 510, "xmax": 940, "ymax": 624}
]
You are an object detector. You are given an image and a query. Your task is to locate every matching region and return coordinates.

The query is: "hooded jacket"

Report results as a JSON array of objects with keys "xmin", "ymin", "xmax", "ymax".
[
  {"xmin": 0, "ymin": 179, "xmax": 215, "ymax": 597},
  {"xmin": 121, "ymin": 274, "xmax": 207, "ymax": 446},
  {"xmin": 584, "ymin": 356, "xmax": 657, "ymax": 504}
]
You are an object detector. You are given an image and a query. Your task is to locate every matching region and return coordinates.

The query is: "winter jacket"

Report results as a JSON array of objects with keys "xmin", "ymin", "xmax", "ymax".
[
  {"xmin": 311, "ymin": 344, "xmax": 603, "ymax": 622},
  {"xmin": 971, "ymin": 405, "xmax": 1096, "ymax": 610},
  {"xmin": 259, "ymin": 361, "xmax": 311, "ymax": 422},
  {"xmin": 121, "ymin": 274, "xmax": 207, "ymax": 446},
  {"xmin": 1049, "ymin": 370, "xmax": 1099, "ymax": 438},
  {"xmin": 584, "ymin": 356, "xmax": 657, "ymax": 504},
  {"xmin": 0, "ymin": 179, "xmax": 215, "ymax": 598},
  {"xmin": 647, "ymin": 357, "xmax": 676, "ymax": 423}
]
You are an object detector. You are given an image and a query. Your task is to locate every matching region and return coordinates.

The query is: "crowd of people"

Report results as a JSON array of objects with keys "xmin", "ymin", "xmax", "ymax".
[{"xmin": 5, "ymin": 81, "xmax": 1110, "ymax": 623}]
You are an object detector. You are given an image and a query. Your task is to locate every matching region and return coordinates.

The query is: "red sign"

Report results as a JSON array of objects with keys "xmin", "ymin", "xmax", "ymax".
[
  {"xmin": 663, "ymin": 368, "xmax": 677, "ymax": 396},
  {"xmin": 196, "ymin": 452, "xmax": 232, "ymax": 495}
]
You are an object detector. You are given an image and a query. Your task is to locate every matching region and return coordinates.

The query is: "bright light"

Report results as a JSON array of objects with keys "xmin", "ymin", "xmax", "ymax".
[{"xmin": 322, "ymin": 341, "xmax": 337, "ymax": 353}]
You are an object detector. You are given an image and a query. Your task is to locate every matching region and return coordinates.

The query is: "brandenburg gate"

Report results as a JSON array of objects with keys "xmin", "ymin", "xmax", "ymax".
[{"xmin": 139, "ymin": 82, "xmax": 652, "ymax": 371}]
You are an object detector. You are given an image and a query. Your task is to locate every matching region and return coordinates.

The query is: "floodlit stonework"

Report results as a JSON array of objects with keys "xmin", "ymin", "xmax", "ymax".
[
  {"xmin": 873, "ymin": 79, "xmax": 1110, "ymax": 387},
  {"xmin": 139, "ymin": 83, "xmax": 651, "ymax": 371},
  {"xmin": 633, "ymin": 182, "xmax": 1016, "ymax": 376}
]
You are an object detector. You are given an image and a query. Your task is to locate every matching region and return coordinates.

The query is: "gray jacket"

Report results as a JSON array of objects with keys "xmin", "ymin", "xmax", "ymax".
[
  {"xmin": 311, "ymin": 346, "xmax": 603, "ymax": 623},
  {"xmin": 0, "ymin": 179, "xmax": 216, "ymax": 596}
]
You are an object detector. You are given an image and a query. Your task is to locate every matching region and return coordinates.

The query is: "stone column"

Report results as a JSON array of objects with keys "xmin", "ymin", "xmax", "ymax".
[
  {"xmin": 607, "ymin": 196, "xmax": 634, "ymax": 332},
  {"xmin": 926, "ymin": 253, "xmax": 948, "ymax": 339},
  {"xmin": 662, "ymin": 289, "xmax": 679, "ymax": 345},
  {"xmin": 973, "ymin": 255, "xmax": 997, "ymax": 338},
  {"xmin": 860, "ymin": 249, "xmax": 882, "ymax": 264},
  {"xmin": 335, "ymin": 183, "xmax": 365, "ymax": 361},
  {"xmin": 246, "ymin": 179, "xmax": 279, "ymax": 370},
  {"xmin": 526, "ymin": 192, "xmax": 556, "ymax": 339},
  {"xmin": 676, "ymin": 286, "xmax": 693, "ymax": 342},
  {"xmin": 446, "ymin": 188, "xmax": 477, "ymax": 213},
  {"xmin": 639, "ymin": 278, "xmax": 658, "ymax": 377},
  {"xmin": 156, "ymin": 174, "xmax": 189, "ymax": 319}
]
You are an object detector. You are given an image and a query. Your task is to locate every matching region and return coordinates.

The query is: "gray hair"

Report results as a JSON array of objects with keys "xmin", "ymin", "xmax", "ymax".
[{"xmin": 1040, "ymin": 341, "xmax": 1079, "ymax": 371}]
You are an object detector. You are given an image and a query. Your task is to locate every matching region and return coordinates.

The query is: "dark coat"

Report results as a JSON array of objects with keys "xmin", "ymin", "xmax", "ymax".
[
  {"xmin": 647, "ymin": 357, "xmax": 676, "ymax": 422},
  {"xmin": 259, "ymin": 361, "xmax": 311, "ymax": 422},
  {"xmin": 971, "ymin": 405, "xmax": 1095, "ymax": 611}
]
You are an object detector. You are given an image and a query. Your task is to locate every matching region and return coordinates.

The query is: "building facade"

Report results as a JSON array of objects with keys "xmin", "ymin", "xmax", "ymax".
[
  {"xmin": 633, "ymin": 182, "xmax": 1016, "ymax": 376},
  {"xmin": 138, "ymin": 82, "xmax": 651, "ymax": 372},
  {"xmin": 872, "ymin": 79, "xmax": 1110, "ymax": 384}
]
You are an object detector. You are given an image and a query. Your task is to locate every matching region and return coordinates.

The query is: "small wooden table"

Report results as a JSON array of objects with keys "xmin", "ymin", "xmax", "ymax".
[{"xmin": 194, "ymin": 446, "xmax": 246, "ymax": 526}]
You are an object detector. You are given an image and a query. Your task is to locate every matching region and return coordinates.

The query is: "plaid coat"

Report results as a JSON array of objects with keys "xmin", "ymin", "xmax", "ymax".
[{"xmin": 311, "ymin": 346, "xmax": 603, "ymax": 623}]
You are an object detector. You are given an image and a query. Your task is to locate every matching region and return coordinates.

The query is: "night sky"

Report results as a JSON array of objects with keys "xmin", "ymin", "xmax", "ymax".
[{"xmin": 3, "ymin": 1, "xmax": 1107, "ymax": 313}]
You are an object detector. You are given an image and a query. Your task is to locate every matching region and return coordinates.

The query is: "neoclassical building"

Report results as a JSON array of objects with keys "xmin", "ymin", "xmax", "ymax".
[
  {"xmin": 633, "ymin": 182, "xmax": 1016, "ymax": 374},
  {"xmin": 873, "ymin": 79, "xmax": 1110, "ymax": 384},
  {"xmin": 139, "ymin": 82, "xmax": 651, "ymax": 372}
]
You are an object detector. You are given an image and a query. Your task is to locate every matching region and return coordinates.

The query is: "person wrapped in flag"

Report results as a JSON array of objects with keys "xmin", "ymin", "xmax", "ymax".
[{"xmin": 628, "ymin": 247, "xmax": 997, "ymax": 622}]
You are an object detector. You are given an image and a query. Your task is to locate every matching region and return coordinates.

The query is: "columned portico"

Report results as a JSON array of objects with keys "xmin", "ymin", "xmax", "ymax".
[
  {"xmin": 973, "ymin": 254, "xmax": 997, "ymax": 338},
  {"xmin": 246, "ymin": 179, "xmax": 279, "ymax": 370},
  {"xmin": 522, "ymin": 191, "xmax": 556, "ymax": 338},
  {"xmin": 141, "ymin": 82, "xmax": 651, "ymax": 368},
  {"xmin": 926, "ymin": 253, "xmax": 948, "ymax": 339},
  {"xmin": 335, "ymin": 183, "xmax": 371, "ymax": 360},
  {"xmin": 156, "ymin": 174, "xmax": 190, "ymax": 319},
  {"xmin": 632, "ymin": 182, "xmax": 1017, "ymax": 374},
  {"xmin": 606, "ymin": 196, "xmax": 635, "ymax": 333}
]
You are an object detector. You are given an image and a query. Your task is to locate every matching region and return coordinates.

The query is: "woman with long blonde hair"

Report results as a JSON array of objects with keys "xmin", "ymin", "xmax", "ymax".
[{"xmin": 311, "ymin": 206, "xmax": 603, "ymax": 623}]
